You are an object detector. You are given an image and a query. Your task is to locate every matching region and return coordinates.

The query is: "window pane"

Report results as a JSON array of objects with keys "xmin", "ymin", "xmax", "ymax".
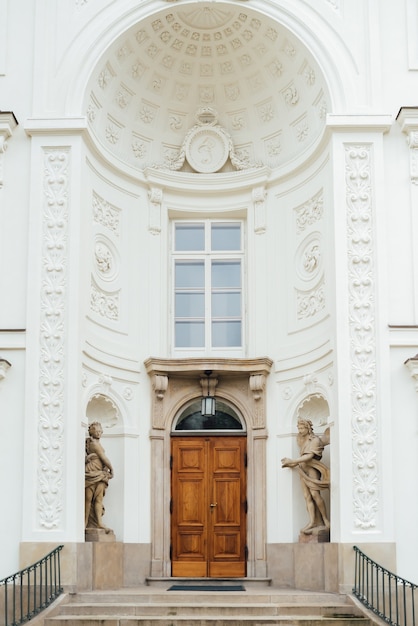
[
  {"xmin": 212, "ymin": 261, "xmax": 241, "ymax": 288},
  {"xmin": 175, "ymin": 224, "xmax": 205, "ymax": 251},
  {"xmin": 212, "ymin": 292, "xmax": 241, "ymax": 316},
  {"xmin": 211, "ymin": 223, "xmax": 241, "ymax": 251},
  {"xmin": 175, "ymin": 293, "xmax": 205, "ymax": 317},
  {"xmin": 212, "ymin": 321, "xmax": 241, "ymax": 347},
  {"xmin": 175, "ymin": 261, "xmax": 204, "ymax": 288},
  {"xmin": 175, "ymin": 321, "xmax": 205, "ymax": 347}
]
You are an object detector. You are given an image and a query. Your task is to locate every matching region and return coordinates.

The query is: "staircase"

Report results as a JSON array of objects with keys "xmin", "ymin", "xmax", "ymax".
[{"xmin": 44, "ymin": 582, "xmax": 372, "ymax": 626}]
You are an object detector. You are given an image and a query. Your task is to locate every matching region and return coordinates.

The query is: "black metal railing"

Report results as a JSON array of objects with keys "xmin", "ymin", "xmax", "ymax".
[
  {"xmin": 353, "ymin": 545, "xmax": 417, "ymax": 626},
  {"xmin": 0, "ymin": 545, "xmax": 64, "ymax": 626}
]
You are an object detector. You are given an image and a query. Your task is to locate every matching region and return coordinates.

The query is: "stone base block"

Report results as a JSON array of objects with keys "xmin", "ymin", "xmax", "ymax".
[
  {"xmin": 299, "ymin": 528, "xmax": 330, "ymax": 543},
  {"xmin": 85, "ymin": 528, "xmax": 116, "ymax": 542},
  {"xmin": 92, "ymin": 541, "xmax": 123, "ymax": 589}
]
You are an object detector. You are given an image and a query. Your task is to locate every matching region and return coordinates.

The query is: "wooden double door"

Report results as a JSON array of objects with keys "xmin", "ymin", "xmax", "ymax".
[{"xmin": 171, "ymin": 435, "xmax": 247, "ymax": 578}]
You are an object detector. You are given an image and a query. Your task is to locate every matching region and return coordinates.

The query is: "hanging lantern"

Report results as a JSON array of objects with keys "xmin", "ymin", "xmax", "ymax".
[{"xmin": 201, "ymin": 370, "xmax": 216, "ymax": 417}]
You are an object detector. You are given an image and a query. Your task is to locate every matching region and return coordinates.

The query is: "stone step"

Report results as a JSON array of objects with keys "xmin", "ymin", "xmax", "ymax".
[
  {"xmin": 45, "ymin": 587, "xmax": 370, "ymax": 626},
  {"xmin": 57, "ymin": 603, "xmax": 365, "ymax": 618},
  {"xmin": 46, "ymin": 617, "xmax": 369, "ymax": 626},
  {"xmin": 65, "ymin": 591, "xmax": 350, "ymax": 605}
]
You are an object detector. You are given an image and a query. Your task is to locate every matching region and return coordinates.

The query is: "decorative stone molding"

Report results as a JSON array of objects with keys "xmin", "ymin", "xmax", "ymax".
[
  {"xmin": 296, "ymin": 280, "xmax": 325, "ymax": 319},
  {"xmin": 148, "ymin": 186, "xmax": 163, "ymax": 234},
  {"xmin": 249, "ymin": 373, "xmax": 266, "ymax": 400},
  {"xmin": 200, "ymin": 374, "xmax": 218, "ymax": 397},
  {"xmin": 253, "ymin": 185, "xmax": 267, "ymax": 233},
  {"xmin": 153, "ymin": 374, "xmax": 168, "ymax": 399},
  {"xmin": 37, "ymin": 148, "xmax": 69, "ymax": 530},
  {"xmin": 90, "ymin": 279, "xmax": 120, "ymax": 321},
  {"xmin": 295, "ymin": 190, "xmax": 323, "ymax": 234},
  {"xmin": 0, "ymin": 358, "xmax": 11, "ymax": 380},
  {"xmin": 92, "ymin": 192, "xmax": 121, "ymax": 236},
  {"xmin": 345, "ymin": 144, "xmax": 378, "ymax": 530},
  {"xmin": 397, "ymin": 107, "xmax": 418, "ymax": 185},
  {"xmin": 404, "ymin": 354, "xmax": 418, "ymax": 391},
  {"xmin": 145, "ymin": 357, "xmax": 272, "ymax": 430},
  {"xmin": 0, "ymin": 112, "xmax": 18, "ymax": 187},
  {"xmin": 86, "ymin": 392, "xmax": 120, "ymax": 429},
  {"xmin": 153, "ymin": 107, "xmax": 261, "ymax": 172}
]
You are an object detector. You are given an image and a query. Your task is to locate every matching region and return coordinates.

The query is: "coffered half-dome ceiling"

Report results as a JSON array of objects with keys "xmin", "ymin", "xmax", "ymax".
[{"xmin": 85, "ymin": 3, "xmax": 330, "ymax": 174}]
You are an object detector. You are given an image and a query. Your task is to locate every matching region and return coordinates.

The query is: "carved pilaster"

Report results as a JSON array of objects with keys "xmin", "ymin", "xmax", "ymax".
[
  {"xmin": 37, "ymin": 148, "xmax": 69, "ymax": 529},
  {"xmin": 345, "ymin": 144, "xmax": 378, "ymax": 530},
  {"xmin": 0, "ymin": 112, "xmax": 18, "ymax": 187}
]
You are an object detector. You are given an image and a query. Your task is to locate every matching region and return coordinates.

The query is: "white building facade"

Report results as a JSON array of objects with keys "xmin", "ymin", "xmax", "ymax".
[{"xmin": 1, "ymin": 0, "xmax": 418, "ymax": 591}]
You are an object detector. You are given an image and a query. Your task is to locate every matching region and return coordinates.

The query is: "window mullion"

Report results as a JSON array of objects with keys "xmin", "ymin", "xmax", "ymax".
[{"xmin": 205, "ymin": 255, "xmax": 212, "ymax": 350}]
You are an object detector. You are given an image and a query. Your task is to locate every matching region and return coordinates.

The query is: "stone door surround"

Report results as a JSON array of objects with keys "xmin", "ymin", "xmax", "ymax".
[{"xmin": 145, "ymin": 357, "xmax": 272, "ymax": 578}]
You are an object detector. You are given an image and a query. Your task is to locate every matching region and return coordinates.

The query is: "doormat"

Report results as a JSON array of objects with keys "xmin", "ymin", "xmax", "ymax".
[{"xmin": 168, "ymin": 584, "xmax": 245, "ymax": 592}]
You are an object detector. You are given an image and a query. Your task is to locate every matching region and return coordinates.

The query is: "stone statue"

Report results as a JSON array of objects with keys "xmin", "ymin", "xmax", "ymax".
[
  {"xmin": 281, "ymin": 418, "xmax": 330, "ymax": 535},
  {"xmin": 85, "ymin": 421, "xmax": 114, "ymax": 533}
]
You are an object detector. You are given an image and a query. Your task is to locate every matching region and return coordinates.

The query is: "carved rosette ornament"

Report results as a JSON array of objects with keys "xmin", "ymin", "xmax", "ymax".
[
  {"xmin": 154, "ymin": 107, "xmax": 261, "ymax": 172},
  {"xmin": 37, "ymin": 149, "xmax": 69, "ymax": 529},
  {"xmin": 345, "ymin": 144, "xmax": 378, "ymax": 530}
]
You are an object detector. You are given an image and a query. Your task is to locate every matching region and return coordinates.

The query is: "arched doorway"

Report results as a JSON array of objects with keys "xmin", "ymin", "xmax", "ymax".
[
  {"xmin": 145, "ymin": 357, "xmax": 272, "ymax": 579},
  {"xmin": 171, "ymin": 400, "xmax": 247, "ymax": 577}
]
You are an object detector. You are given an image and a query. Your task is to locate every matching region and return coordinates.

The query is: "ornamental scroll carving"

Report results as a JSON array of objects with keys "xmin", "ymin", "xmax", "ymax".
[
  {"xmin": 153, "ymin": 107, "xmax": 262, "ymax": 172},
  {"xmin": 93, "ymin": 192, "xmax": 121, "ymax": 236},
  {"xmin": 295, "ymin": 190, "xmax": 323, "ymax": 234},
  {"xmin": 345, "ymin": 144, "xmax": 378, "ymax": 530},
  {"xmin": 37, "ymin": 149, "xmax": 69, "ymax": 529}
]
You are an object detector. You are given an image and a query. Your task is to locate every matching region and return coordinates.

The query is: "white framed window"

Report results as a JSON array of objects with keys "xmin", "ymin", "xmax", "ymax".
[{"xmin": 172, "ymin": 220, "xmax": 244, "ymax": 353}]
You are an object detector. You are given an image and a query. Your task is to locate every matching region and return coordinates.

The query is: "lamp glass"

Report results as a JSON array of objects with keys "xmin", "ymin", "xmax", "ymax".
[{"xmin": 201, "ymin": 396, "xmax": 216, "ymax": 417}]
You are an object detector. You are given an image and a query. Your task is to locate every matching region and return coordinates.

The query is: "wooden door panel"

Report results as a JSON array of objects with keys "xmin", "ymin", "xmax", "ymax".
[
  {"xmin": 213, "ymin": 446, "xmax": 241, "ymax": 472},
  {"xmin": 213, "ymin": 479, "xmax": 241, "ymax": 524},
  {"xmin": 177, "ymin": 478, "xmax": 205, "ymax": 523},
  {"xmin": 171, "ymin": 436, "xmax": 246, "ymax": 578},
  {"xmin": 171, "ymin": 439, "xmax": 207, "ymax": 576},
  {"xmin": 212, "ymin": 531, "xmax": 241, "ymax": 557},
  {"xmin": 209, "ymin": 438, "xmax": 246, "ymax": 577}
]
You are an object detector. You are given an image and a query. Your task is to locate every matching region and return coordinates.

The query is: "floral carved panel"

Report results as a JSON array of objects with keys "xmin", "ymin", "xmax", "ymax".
[
  {"xmin": 345, "ymin": 144, "xmax": 378, "ymax": 530},
  {"xmin": 37, "ymin": 149, "xmax": 69, "ymax": 529}
]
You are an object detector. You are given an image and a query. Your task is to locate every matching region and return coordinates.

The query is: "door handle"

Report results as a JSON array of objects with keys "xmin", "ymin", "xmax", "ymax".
[{"xmin": 210, "ymin": 502, "xmax": 217, "ymax": 508}]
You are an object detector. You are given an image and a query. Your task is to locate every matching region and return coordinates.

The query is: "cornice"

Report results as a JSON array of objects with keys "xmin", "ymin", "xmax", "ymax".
[
  {"xmin": 144, "ymin": 356, "xmax": 274, "ymax": 377},
  {"xmin": 24, "ymin": 117, "xmax": 88, "ymax": 136},
  {"xmin": 144, "ymin": 166, "xmax": 271, "ymax": 195},
  {"xmin": 326, "ymin": 114, "xmax": 392, "ymax": 133}
]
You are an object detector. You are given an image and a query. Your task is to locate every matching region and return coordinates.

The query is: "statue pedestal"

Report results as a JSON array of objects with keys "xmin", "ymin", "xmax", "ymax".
[
  {"xmin": 85, "ymin": 528, "xmax": 116, "ymax": 542},
  {"xmin": 299, "ymin": 527, "xmax": 330, "ymax": 543}
]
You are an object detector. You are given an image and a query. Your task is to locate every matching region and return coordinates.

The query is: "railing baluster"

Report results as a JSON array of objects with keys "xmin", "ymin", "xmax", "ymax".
[
  {"xmin": 0, "ymin": 545, "xmax": 63, "ymax": 626},
  {"xmin": 353, "ymin": 545, "xmax": 417, "ymax": 626}
]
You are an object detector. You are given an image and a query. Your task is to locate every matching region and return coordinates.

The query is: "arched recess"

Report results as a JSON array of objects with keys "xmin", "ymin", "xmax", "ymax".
[
  {"xmin": 287, "ymin": 392, "xmax": 332, "ymax": 539},
  {"xmin": 145, "ymin": 357, "xmax": 272, "ymax": 578}
]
